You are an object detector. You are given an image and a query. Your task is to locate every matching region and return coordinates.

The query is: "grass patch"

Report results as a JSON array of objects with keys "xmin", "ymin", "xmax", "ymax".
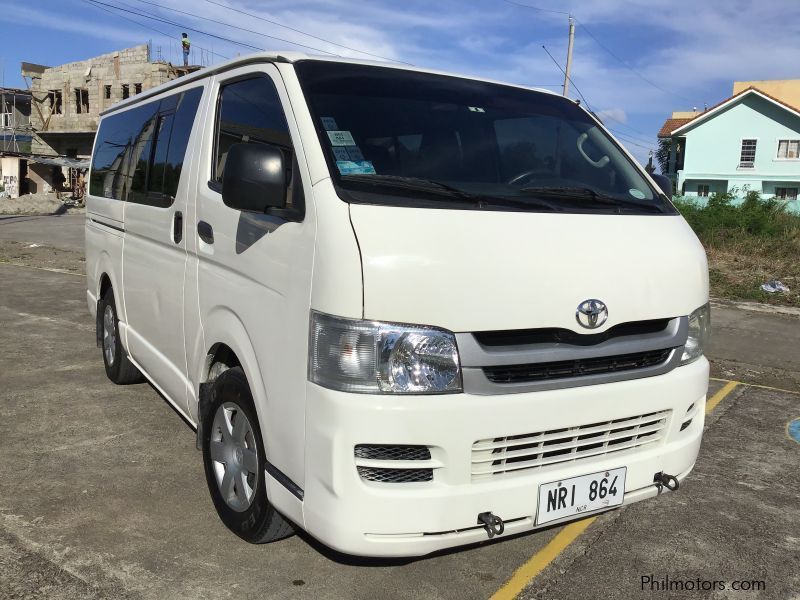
[{"xmin": 673, "ymin": 191, "xmax": 800, "ymax": 307}]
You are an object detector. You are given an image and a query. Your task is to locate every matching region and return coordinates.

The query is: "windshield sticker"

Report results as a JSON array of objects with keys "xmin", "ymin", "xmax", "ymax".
[
  {"xmin": 336, "ymin": 160, "xmax": 376, "ymax": 175},
  {"xmin": 629, "ymin": 188, "xmax": 646, "ymax": 199},
  {"xmin": 468, "ymin": 106, "xmax": 485, "ymax": 113},
  {"xmin": 327, "ymin": 130, "xmax": 356, "ymax": 146},
  {"xmin": 321, "ymin": 116, "xmax": 338, "ymax": 131},
  {"xmin": 332, "ymin": 147, "xmax": 351, "ymax": 161},
  {"xmin": 344, "ymin": 146, "xmax": 364, "ymax": 161}
]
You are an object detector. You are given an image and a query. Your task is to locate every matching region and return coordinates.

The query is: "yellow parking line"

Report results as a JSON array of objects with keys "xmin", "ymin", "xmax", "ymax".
[
  {"xmin": 744, "ymin": 382, "xmax": 799, "ymax": 395},
  {"xmin": 490, "ymin": 517, "xmax": 597, "ymax": 600},
  {"xmin": 491, "ymin": 379, "xmax": 743, "ymax": 599},
  {"xmin": 710, "ymin": 377, "xmax": 799, "ymax": 396},
  {"xmin": 705, "ymin": 381, "xmax": 740, "ymax": 414}
]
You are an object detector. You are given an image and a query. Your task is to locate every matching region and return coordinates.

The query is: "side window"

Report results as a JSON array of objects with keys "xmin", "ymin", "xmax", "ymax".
[
  {"xmin": 132, "ymin": 87, "xmax": 202, "ymax": 207},
  {"xmin": 213, "ymin": 76, "xmax": 291, "ymax": 183},
  {"xmin": 90, "ymin": 101, "xmax": 158, "ymax": 200},
  {"xmin": 160, "ymin": 87, "xmax": 203, "ymax": 200},
  {"xmin": 213, "ymin": 75, "xmax": 302, "ymax": 215},
  {"xmin": 90, "ymin": 87, "xmax": 202, "ymax": 205}
]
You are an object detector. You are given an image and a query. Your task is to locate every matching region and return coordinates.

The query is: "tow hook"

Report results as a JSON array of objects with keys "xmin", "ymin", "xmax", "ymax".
[
  {"xmin": 653, "ymin": 472, "xmax": 680, "ymax": 494},
  {"xmin": 477, "ymin": 512, "xmax": 505, "ymax": 538}
]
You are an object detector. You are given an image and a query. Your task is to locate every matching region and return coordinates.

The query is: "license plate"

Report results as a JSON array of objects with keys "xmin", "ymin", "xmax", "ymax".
[{"xmin": 536, "ymin": 467, "xmax": 626, "ymax": 525}]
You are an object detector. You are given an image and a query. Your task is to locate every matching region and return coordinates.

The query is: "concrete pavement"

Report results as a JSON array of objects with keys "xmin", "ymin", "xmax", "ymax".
[{"xmin": 1, "ymin": 214, "xmax": 798, "ymax": 599}]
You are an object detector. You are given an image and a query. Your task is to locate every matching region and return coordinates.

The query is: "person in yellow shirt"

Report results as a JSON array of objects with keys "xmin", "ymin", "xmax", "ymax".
[{"xmin": 181, "ymin": 33, "xmax": 191, "ymax": 67}]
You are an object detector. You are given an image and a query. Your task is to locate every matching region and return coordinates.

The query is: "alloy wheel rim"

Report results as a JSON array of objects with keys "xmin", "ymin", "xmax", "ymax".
[
  {"xmin": 103, "ymin": 305, "xmax": 116, "ymax": 366},
  {"xmin": 210, "ymin": 402, "xmax": 259, "ymax": 512}
]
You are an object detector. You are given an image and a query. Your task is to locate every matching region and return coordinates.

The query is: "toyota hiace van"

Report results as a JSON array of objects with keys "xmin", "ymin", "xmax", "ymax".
[{"xmin": 86, "ymin": 53, "xmax": 710, "ymax": 557}]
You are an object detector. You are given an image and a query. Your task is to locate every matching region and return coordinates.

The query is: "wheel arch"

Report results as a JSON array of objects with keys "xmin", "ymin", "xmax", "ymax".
[{"xmin": 194, "ymin": 308, "xmax": 270, "ymax": 453}]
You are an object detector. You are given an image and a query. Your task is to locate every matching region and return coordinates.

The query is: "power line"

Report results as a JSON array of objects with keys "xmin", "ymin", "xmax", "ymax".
[
  {"xmin": 500, "ymin": 0, "xmax": 697, "ymax": 106},
  {"xmin": 541, "ymin": 45, "xmax": 591, "ymax": 109},
  {"xmin": 501, "ymin": 0, "xmax": 570, "ymax": 16},
  {"xmin": 202, "ymin": 0, "xmax": 413, "ymax": 65},
  {"xmin": 82, "ymin": 0, "xmax": 265, "ymax": 52},
  {"xmin": 597, "ymin": 111, "xmax": 654, "ymax": 141},
  {"xmin": 608, "ymin": 129, "xmax": 656, "ymax": 150},
  {"xmin": 573, "ymin": 18, "xmax": 696, "ymax": 106},
  {"xmin": 122, "ymin": 0, "xmax": 340, "ymax": 57},
  {"xmin": 80, "ymin": 0, "xmax": 229, "ymax": 60}
]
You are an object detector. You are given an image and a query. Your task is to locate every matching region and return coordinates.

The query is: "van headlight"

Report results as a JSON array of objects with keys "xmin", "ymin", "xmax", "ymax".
[
  {"xmin": 309, "ymin": 311, "xmax": 462, "ymax": 394},
  {"xmin": 681, "ymin": 303, "xmax": 711, "ymax": 364}
]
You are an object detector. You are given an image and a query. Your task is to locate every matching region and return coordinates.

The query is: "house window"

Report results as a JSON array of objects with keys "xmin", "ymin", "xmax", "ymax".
[
  {"xmin": 739, "ymin": 139, "xmax": 757, "ymax": 167},
  {"xmin": 697, "ymin": 184, "xmax": 710, "ymax": 197},
  {"xmin": 122, "ymin": 84, "xmax": 130, "ymax": 100},
  {"xmin": 134, "ymin": 83, "xmax": 142, "ymax": 95},
  {"xmin": 777, "ymin": 139, "xmax": 800, "ymax": 159},
  {"xmin": 104, "ymin": 85, "xmax": 112, "ymax": 99},
  {"xmin": 74, "ymin": 88, "xmax": 89, "ymax": 114},
  {"xmin": 47, "ymin": 90, "xmax": 63, "ymax": 115},
  {"xmin": 775, "ymin": 187, "xmax": 798, "ymax": 200},
  {"xmin": 1, "ymin": 98, "xmax": 11, "ymax": 127}
]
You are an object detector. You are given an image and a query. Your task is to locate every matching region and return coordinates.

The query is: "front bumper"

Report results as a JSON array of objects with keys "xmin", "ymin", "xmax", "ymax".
[{"xmin": 299, "ymin": 357, "xmax": 709, "ymax": 557}]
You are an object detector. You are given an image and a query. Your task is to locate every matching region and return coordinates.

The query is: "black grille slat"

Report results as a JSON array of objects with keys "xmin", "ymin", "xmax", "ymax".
[
  {"xmin": 357, "ymin": 467, "xmax": 433, "ymax": 483},
  {"xmin": 354, "ymin": 444, "xmax": 431, "ymax": 461},
  {"xmin": 474, "ymin": 319, "xmax": 671, "ymax": 347},
  {"xmin": 484, "ymin": 349, "xmax": 672, "ymax": 384}
]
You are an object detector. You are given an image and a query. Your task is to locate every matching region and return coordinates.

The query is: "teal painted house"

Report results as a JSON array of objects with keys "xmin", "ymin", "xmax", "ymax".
[{"xmin": 658, "ymin": 86, "xmax": 800, "ymax": 211}]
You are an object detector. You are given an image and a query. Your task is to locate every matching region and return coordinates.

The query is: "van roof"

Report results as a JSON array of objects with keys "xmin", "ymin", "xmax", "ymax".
[{"xmin": 101, "ymin": 51, "xmax": 562, "ymax": 116}]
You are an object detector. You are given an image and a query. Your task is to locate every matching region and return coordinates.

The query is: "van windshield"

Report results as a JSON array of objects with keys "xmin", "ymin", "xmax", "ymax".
[{"xmin": 295, "ymin": 60, "xmax": 674, "ymax": 215}]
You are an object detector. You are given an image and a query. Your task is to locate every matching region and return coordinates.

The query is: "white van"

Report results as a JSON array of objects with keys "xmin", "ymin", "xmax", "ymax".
[{"xmin": 85, "ymin": 52, "xmax": 710, "ymax": 557}]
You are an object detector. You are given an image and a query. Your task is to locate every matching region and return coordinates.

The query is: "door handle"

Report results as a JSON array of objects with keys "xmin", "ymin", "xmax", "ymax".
[
  {"xmin": 173, "ymin": 211, "xmax": 183, "ymax": 243},
  {"xmin": 197, "ymin": 220, "xmax": 214, "ymax": 244}
]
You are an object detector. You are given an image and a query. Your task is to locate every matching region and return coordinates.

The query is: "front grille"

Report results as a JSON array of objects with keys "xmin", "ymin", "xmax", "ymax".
[
  {"xmin": 471, "ymin": 410, "xmax": 671, "ymax": 480},
  {"xmin": 357, "ymin": 467, "xmax": 433, "ymax": 483},
  {"xmin": 354, "ymin": 444, "xmax": 431, "ymax": 461},
  {"xmin": 484, "ymin": 349, "xmax": 672, "ymax": 384},
  {"xmin": 473, "ymin": 319, "xmax": 671, "ymax": 347}
]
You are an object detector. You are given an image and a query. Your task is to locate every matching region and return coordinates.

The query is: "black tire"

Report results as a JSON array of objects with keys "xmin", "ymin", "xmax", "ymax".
[
  {"xmin": 201, "ymin": 367, "xmax": 294, "ymax": 543},
  {"xmin": 100, "ymin": 288, "xmax": 145, "ymax": 385}
]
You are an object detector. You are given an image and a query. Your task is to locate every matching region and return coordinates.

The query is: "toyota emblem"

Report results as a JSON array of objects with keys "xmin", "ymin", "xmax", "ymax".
[{"xmin": 576, "ymin": 299, "xmax": 608, "ymax": 329}]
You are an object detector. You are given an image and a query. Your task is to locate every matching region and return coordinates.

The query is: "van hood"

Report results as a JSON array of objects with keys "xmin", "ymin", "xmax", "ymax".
[{"xmin": 348, "ymin": 204, "xmax": 708, "ymax": 333}]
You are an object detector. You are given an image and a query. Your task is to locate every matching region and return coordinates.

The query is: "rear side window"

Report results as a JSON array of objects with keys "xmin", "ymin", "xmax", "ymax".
[{"xmin": 90, "ymin": 86, "xmax": 203, "ymax": 205}]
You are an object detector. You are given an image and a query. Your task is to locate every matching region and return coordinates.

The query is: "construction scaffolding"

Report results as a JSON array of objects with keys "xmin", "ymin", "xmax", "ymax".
[{"xmin": 0, "ymin": 87, "xmax": 33, "ymax": 153}]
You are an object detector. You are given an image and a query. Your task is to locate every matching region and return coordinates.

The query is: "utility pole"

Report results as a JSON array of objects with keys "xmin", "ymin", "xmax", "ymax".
[{"xmin": 562, "ymin": 15, "xmax": 575, "ymax": 97}]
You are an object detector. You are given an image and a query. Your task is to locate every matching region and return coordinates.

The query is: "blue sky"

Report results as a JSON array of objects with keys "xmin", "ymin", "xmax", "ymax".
[{"xmin": 3, "ymin": 0, "xmax": 800, "ymax": 164}]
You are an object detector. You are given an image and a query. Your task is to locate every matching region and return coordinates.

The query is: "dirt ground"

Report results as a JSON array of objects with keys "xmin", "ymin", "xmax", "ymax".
[
  {"xmin": 0, "ymin": 240, "xmax": 85, "ymax": 273},
  {"xmin": 0, "ymin": 193, "xmax": 83, "ymax": 216}
]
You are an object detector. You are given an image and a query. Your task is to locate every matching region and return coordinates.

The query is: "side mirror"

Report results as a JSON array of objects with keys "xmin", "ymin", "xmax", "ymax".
[
  {"xmin": 222, "ymin": 143, "xmax": 287, "ymax": 213},
  {"xmin": 650, "ymin": 173, "xmax": 673, "ymax": 197}
]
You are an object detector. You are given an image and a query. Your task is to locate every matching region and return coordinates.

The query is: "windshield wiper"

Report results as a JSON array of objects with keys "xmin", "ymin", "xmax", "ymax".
[
  {"xmin": 341, "ymin": 174, "xmax": 559, "ymax": 211},
  {"xmin": 518, "ymin": 185, "xmax": 665, "ymax": 213}
]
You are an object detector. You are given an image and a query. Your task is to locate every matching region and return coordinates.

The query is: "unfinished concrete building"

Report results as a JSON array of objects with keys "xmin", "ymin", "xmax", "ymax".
[{"xmin": 23, "ymin": 44, "xmax": 195, "ymax": 159}]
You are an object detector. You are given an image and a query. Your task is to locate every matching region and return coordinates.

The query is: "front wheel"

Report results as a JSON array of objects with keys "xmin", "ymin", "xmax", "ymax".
[{"xmin": 201, "ymin": 367, "xmax": 294, "ymax": 543}]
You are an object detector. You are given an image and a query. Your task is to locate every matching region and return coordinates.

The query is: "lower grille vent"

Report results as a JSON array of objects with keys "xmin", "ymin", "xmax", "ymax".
[
  {"xmin": 472, "ymin": 410, "xmax": 671, "ymax": 480},
  {"xmin": 354, "ymin": 444, "xmax": 435, "ymax": 484}
]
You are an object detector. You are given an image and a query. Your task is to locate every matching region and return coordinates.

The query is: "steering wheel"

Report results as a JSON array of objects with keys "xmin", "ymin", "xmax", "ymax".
[{"xmin": 506, "ymin": 168, "xmax": 553, "ymax": 186}]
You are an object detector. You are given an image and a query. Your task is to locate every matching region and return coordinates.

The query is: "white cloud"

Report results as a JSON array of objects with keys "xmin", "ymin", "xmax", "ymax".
[{"xmin": 596, "ymin": 108, "xmax": 627, "ymax": 124}]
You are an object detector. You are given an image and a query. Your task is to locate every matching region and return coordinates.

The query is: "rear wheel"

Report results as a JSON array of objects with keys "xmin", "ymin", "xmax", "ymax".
[
  {"xmin": 201, "ymin": 367, "xmax": 294, "ymax": 543},
  {"xmin": 100, "ymin": 288, "xmax": 144, "ymax": 385}
]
